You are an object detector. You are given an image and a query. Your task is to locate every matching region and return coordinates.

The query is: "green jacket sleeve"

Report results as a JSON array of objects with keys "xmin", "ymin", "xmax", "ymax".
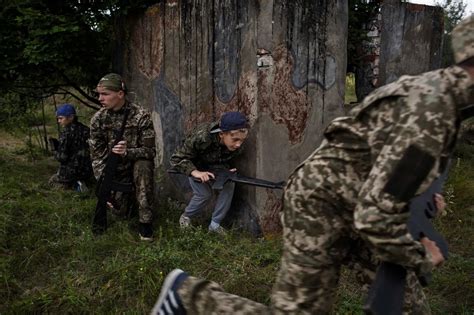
[
  {"xmin": 89, "ymin": 113, "xmax": 108, "ymax": 180},
  {"xmin": 125, "ymin": 110, "xmax": 156, "ymax": 161},
  {"xmin": 169, "ymin": 135, "xmax": 201, "ymax": 176}
]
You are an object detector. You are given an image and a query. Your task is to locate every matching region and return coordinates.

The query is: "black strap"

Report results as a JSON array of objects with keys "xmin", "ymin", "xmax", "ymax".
[
  {"xmin": 460, "ymin": 104, "xmax": 474, "ymax": 121},
  {"xmin": 113, "ymin": 105, "xmax": 130, "ymax": 147}
]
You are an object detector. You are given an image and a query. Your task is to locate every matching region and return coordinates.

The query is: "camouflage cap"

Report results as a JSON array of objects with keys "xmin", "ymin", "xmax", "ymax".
[
  {"xmin": 451, "ymin": 14, "xmax": 474, "ymax": 64},
  {"xmin": 97, "ymin": 73, "xmax": 127, "ymax": 92}
]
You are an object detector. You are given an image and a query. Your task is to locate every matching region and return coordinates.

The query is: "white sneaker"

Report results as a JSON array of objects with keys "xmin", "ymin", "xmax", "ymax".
[
  {"xmin": 208, "ymin": 223, "xmax": 227, "ymax": 235},
  {"xmin": 75, "ymin": 180, "xmax": 89, "ymax": 193},
  {"xmin": 179, "ymin": 214, "xmax": 191, "ymax": 228}
]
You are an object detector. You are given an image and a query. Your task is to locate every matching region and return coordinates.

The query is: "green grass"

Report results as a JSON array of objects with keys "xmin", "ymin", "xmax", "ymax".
[
  {"xmin": 0, "ymin": 131, "xmax": 281, "ymax": 313},
  {"xmin": 1, "ymin": 123, "xmax": 473, "ymax": 314}
]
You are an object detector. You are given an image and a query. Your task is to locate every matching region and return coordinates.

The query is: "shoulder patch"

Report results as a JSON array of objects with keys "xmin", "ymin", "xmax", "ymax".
[{"xmin": 383, "ymin": 145, "xmax": 435, "ymax": 202}]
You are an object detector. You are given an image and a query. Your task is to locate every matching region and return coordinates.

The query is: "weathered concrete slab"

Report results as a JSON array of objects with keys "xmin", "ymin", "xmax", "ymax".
[
  {"xmin": 354, "ymin": 1, "xmax": 444, "ymax": 101},
  {"xmin": 114, "ymin": 0, "xmax": 348, "ymax": 235},
  {"xmin": 253, "ymin": 0, "xmax": 348, "ymax": 232},
  {"xmin": 379, "ymin": 2, "xmax": 444, "ymax": 85}
]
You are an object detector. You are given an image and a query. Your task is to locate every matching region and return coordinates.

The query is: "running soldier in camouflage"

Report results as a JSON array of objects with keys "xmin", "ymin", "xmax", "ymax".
[
  {"xmin": 152, "ymin": 15, "xmax": 474, "ymax": 314},
  {"xmin": 90, "ymin": 73, "xmax": 156, "ymax": 241},
  {"xmin": 49, "ymin": 103, "xmax": 93, "ymax": 190}
]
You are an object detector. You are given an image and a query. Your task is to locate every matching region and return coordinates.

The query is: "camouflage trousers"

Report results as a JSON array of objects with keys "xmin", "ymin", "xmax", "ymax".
[
  {"xmin": 49, "ymin": 163, "xmax": 93, "ymax": 190},
  {"xmin": 110, "ymin": 159, "xmax": 154, "ymax": 224},
  {"xmin": 49, "ymin": 163, "xmax": 80, "ymax": 189},
  {"xmin": 48, "ymin": 173, "xmax": 71, "ymax": 190},
  {"xmin": 176, "ymin": 158, "xmax": 430, "ymax": 314}
]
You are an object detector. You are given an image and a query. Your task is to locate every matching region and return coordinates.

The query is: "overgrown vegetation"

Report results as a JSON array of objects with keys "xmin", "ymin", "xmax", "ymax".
[
  {"xmin": 1, "ymin": 1, "xmax": 473, "ymax": 313},
  {"xmin": 0, "ymin": 0, "xmax": 158, "ymax": 120},
  {"xmin": 1, "ymin": 116, "xmax": 473, "ymax": 314},
  {"xmin": 435, "ymin": 0, "xmax": 468, "ymax": 67},
  {"xmin": 0, "ymin": 129, "xmax": 281, "ymax": 313}
]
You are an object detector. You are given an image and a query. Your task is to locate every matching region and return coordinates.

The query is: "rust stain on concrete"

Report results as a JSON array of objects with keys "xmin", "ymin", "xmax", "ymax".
[
  {"xmin": 164, "ymin": 1, "xmax": 180, "ymax": 29},
  {"xmin": 213, "ymin": 70, "xmax": 256, "ymax": 123},
  {"xmin": 131, "ymin": 6, "xmax": 163, "ymax": 79},
  {"xmin": 406, "ymin": 3, "xmax": 426, "ymax": 12},
  {"xmin": 259, "ymin": 45, "xmax": 310, "ymax": 144},
  {"xmin": 183, "ymin": 111, "xmax": 209, "ymax": 132},
  {"xmin": 181, "ymin": 70, "xmax": 257, "ymax": 133}
]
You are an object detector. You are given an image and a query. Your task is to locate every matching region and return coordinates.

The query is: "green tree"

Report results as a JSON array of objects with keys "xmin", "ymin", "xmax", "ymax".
[
  {"xmin": 0, "ymin": 0, "xmax": 113, "ymax": 110},
  {"xmin": 0, "ymin": 0, "xmax": 156, "ymax": 122},
  {"xmin": 347, "ymin": 0, "xmax": 381, "ymax": 73},
  {"xmin": 435, "ymin": 0, "xmax": 467, "ymax": 66}
]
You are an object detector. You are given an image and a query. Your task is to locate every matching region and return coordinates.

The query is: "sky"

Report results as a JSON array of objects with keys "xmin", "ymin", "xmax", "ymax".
[{"xmin": 408, "ymin": 0, "xmax": 474, "ymax": 15}]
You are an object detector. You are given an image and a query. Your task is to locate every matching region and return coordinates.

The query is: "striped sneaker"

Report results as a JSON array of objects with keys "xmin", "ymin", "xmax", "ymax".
[{"xmin": 151, "ymin": 269, "xmax": 188, "ymax": 315}]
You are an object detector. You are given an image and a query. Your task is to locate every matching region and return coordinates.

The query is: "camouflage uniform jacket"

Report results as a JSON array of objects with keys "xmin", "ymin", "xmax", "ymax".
[
  {"xmin": 292, "ymin": 65, "xmax": 473, "ymax": 275},
  {"xmin": 54, "ymin": 120, "xmax": 93, "ymax": 182},
  {"xmin": 89, "ymin": 102, "xmax": 156, "ymax": 180},
  {"xmin": 169, "ymin": 122, "xmax": 244, "ymax": 175}
]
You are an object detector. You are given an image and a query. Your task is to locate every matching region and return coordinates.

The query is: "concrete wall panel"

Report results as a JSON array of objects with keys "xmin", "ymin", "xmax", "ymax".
[
  {"xmin": 115, "ymin": 0, "xmax": 348, "ymax": 234},
  {"xmin": 379, "ymin": 2, "xmax": 444, "ymax": 85}
]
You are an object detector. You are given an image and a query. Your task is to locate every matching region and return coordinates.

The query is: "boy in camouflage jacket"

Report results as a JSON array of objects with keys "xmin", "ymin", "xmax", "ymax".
[{"xmin": 170, "ymin": 111, "xmax": 249, "ymax": 234}]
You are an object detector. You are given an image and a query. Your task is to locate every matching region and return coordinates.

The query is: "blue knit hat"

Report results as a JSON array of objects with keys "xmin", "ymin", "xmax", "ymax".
[
  {"xmin": 56, "ymin": 104, "xmax": 76, "ymax": 117},
  {"xmin": 210, "ymin": 111, "xmax": 249, "ymax": 133}
]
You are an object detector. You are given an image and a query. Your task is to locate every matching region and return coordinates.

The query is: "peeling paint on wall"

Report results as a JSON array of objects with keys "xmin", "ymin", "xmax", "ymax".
[
  {"xmin": 286, "ymin": 0, "xmax": 336, "ymax": 90},
  {"xmin": 259, "ymin": 45, "xmax": 310, "ymax": 144},
  {"xmin": 131, "ymin": 4, "xmax": 163, "ymax": 80},
  {"xmin": 115, "ymin": 0, "xmax": 348, "ymax": 235},
  {"xmin": 210, "ymin": 0, "xmax": 244, "ymax": 103}
]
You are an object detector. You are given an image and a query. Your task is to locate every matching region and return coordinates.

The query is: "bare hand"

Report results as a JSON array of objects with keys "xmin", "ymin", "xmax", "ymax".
[
  {"xmin": 229, "ymin": 168, "xmax": 237, "ymax": 172},
  {"xmin": 420, "ymin": 237, "xmax": 445, "ymax": 266},
  {"xmin": 434, "ymin": 193, "xmax": 446, "ymax": 213},
  {"xmin": 112, "ymin": 140, "xmax": 127, "ymax": 156},
  {"xmin": 191, "ymin": 170, "xmax": 215, "ymax": 183}
]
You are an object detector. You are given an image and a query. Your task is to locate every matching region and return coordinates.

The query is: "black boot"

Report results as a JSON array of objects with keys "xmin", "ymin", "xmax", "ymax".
[{"xmin": 139, "ymin": 223, "xmax": 154, "ymax": 242}]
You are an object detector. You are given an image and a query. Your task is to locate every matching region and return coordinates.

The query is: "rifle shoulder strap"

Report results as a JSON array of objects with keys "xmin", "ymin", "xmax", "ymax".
[{"xmin": 114, "ymin": 106, "xmax": 130, "ymax": 145}]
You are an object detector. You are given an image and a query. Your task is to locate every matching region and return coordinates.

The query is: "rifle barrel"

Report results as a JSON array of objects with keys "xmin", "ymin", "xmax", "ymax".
[{"xmin": 167, "ymin": 169, "xmax": 285, "ymax": 189}]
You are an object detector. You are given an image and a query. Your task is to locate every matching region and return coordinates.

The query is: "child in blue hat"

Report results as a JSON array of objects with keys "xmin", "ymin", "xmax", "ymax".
[
  {"xmin": 170, "ymin": 111, "xmax": 249, "ymax": 234},
  {"xmin": 48, "ymin": 103, "xmax": 93, "ymax": 191}
]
